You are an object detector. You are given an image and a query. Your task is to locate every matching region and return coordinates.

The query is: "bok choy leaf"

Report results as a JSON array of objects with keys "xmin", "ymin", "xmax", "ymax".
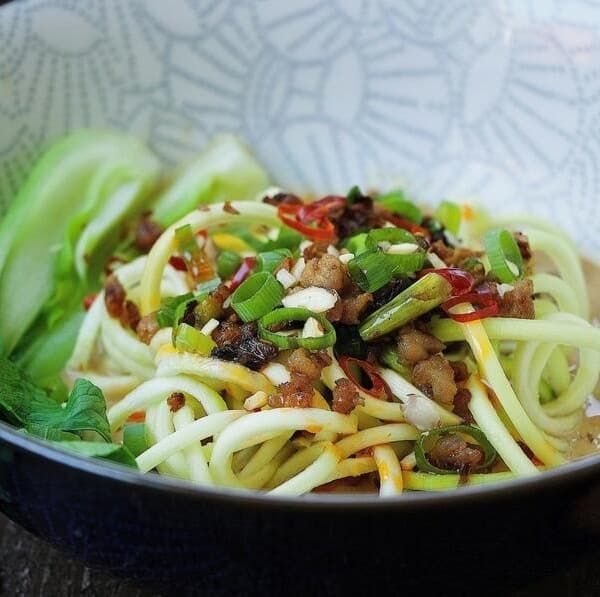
[
  {"xmin": 151, "ymin": 134, "xmax": 270, "ymax": 226},
  {"xmin": 0, "ymin": 130, "xmax": 159, "ymax": 360}
]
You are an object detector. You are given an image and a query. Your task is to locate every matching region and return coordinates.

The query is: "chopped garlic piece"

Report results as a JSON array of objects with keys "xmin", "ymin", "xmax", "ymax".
[
  {"xmin": 400, "ymin": 451, "xmax": 417, "ymax": 471},
  {"xmin": 262, "ymin": 362, "xmax": 291, "ymax": 385},
  {"xmin": 339, "ymin": 253, "xmax": 355, "ymax": 264},
  {"xmin": 507, "ymin": 260, "xmax": 520, "ymax": 277},
  {"xmin": 327, "ymin": 245, "xmax": 339, "ymax": 256},
  {"xmin": 402, "ymin": 394, "xmax": 441, "ymax": 431},
  {"xmin": 291, "ymin": 257, "xmax": 306, "ymax": 279},
  {"xmin": 386, "ymin": 242, "xmax": 419, "ymax": 255},
  {"xmin": 276, "ymin": 269, "xmax": 296, "ymax": 289},
  {"xmin": 282, "ymin": 287, "xmax": 338, "ymax": 312},
  {"xmin": 427, "ymin": 251, "xmax": 446, "ymax": 269},
  {"xmin": 200, "ymin": 318, "xmax": 220, "ymax": 336},
  {"xmin": 303, "ymin": 316, "xmax": 324, "ymax": 338},
  {"xmin": 299, "ymin": 240, "xmax": 313, "ymax": 253},
  {"xmin": 497, "ymin": 283, "xmax": 515, "ymax": 298},
  {"xmin": 244, "ymin": 391, "xmax": 268, "ymax": 411}
]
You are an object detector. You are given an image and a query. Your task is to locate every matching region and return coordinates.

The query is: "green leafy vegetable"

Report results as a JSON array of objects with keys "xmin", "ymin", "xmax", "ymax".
[
  {"xmin": 151, "ymin": 134, "xmax": 270, "ymax": 226},
  {"xmin": 50, "ymin": 440, "xmax": 137, "ymax": 468},
  {"xmin": 0, "ymin": 130, "xmax": 160, "ymax": 357},
  {"xmin": 156, "ymin": 293, "xmax": 194, "ymax": 328},
  {"xmin": 27, "ymin": 379, "xmax": 112, "ymax": 442},
  {"xmin": 0, "ymin": 357, "xmax": 110, "ymax": 441},
  {"xmin": 123, "ymin": 423, "xmax": 148, "ymax": 457}
]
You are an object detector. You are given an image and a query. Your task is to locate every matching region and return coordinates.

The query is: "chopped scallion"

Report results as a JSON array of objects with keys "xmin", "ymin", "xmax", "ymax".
[
  {"xmin": 231, "ymin": 271, "xmax": 284, "ymax": 322},
  {"xmin": 347, "ymin": 250, "xmax": 393, "ymax": 292},
  {"xmin": 217, "ymin": 250, "xmax": 242, "ymax": 278},
  {"xmin": 359, "ymin": 273, "xmax": 453, "ymax": 341},
  {"xmin": 174, "ymin": 323, "xmax": 216, "ymax": 355},
  {"xmin": 257, "ymin": 248, "xmax": 292, "ymax": 273},
  {"xmin": 484, "ymin": 228, "xmax": 524, "ymax": 283},
  {"xmin": 377, "ymin": 190, "xmax": 422, "ymax": 224},
  {"xmin": 434, "ymin": 200, "xmax": 461, "ymax": 236},
  {"xmin": 258, "ymin": 307, "xmax": 336, "ymax": 350},
  {"xmin": 415, "ymin": 424, "xmax": 497, "ymax": 474}
]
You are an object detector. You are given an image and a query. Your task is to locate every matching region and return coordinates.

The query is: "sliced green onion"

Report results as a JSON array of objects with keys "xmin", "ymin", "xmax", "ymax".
[
  {"xmin": 231, "ymin": 271, "xmax": 284, "ymax": 322},
  {"xmin": 415, "ymin": 424, "xmax": 497, "ymax": 475},
  {"xmin": 174, "ymin": 323, "xmax": 216, "ymax": 355},
  {"xmin": 123, "ymin": 422, "xmax": 148, "ymax": 458},
  {"xmin": 434, "ymin": 200, "xmax": 461, "ymax": 235},
  {"xmin": 346, "ymin": 185, "xmax": 362, "ymax": 205},
  {"xmin": 377, "ymin": 190, "xmax": 422, "ymax": 224},
  {"xmin": 365, "ymin": 228, "xmax": 416, "ymax": 250},
  {"xmin": 258, "ymin": 307, "xmax": 336, "ymax": 350},
  {"xmin": 174, "ymin": 223, "xmax": 197, "ymax": 255},
  {"xmin": 380, "ymin": 347, "xmax": 412, "ymax": 379},
  {"xmin": 387, "ymin": 252, "xmax": 427, "ymax": 277},
  {"xmin": 217, "ymin": 250, "xmax": 242, "ymax": 278},
  {"xmin": 257, "ymin": 248, "xmax": 292, "ymax": 273},
  {"xmin": 343, "ymin": 232, "xmax": 369, "ymax": 256},
  {"xmin": 347, "ymin": 250, "xmax": 393, "ymax": 292},
  {"xmin": 484, "ymin": 228, "xmax": 524, "ymax": 283},
  {"xmin": 359, "ymin": 273, "xmax": 452, "ymax": 341}
]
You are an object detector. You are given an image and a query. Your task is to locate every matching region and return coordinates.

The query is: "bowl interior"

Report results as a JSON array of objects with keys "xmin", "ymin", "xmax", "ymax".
[{"xmin": 1, "ymin": 0, "xmax": 600, "ymax": 256}]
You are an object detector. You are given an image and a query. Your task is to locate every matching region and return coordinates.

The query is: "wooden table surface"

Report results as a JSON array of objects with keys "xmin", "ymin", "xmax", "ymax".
[{"xmin": 0, "ymin": 509, "xmax": 599, "ymax": 596}]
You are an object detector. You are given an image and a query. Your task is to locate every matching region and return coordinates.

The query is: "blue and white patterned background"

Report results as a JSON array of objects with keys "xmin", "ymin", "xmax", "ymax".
[{"xmin": 1, "ymin": 0, "xmax": 600, "ymax": 254}]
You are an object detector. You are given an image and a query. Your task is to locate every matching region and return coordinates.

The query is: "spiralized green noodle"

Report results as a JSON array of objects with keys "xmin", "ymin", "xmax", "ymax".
[{"xmin": 62, "ymin": 199, "xmax": 600, "ymax": 497}]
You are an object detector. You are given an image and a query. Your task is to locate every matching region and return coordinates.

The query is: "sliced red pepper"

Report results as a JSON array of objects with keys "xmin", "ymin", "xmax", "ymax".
[
  {"xmin": 386, "ymin": 214, "xmax": 431, "ymax": 238},
  {"xmin": 419, "ymin": 267, "xmax": 474, "ymax": 297},
  {"xmin": 297, "ymin": 195, "xmax": 346, "ymax": 222},
  {"xmin": 127, "ymin": 411, "xmax": 146, "ymax": 423},
  {"xmin": 442, "ymin": 290, "xmax": 499, "ymax": 322},
  {"xmin": 169, "ymin": 255, "xmax": 187, "ymax": 271},
  {"xmin": 230, "ymin": 256, "xmax": 257, "ymax": 292},
  {"xmin": 339, "ymin": 356, "xmax": 390, "ymax": 400},
  {"xmin": 82, "ymin": 293, "xmax": 97, "ymax": 311},
  {"xmin": 278, "ymin": 203, "xmax": 337, "ymax": 241}
]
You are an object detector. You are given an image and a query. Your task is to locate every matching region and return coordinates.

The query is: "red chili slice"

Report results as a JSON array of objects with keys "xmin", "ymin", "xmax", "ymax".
[
  {"xmin": 230, "ymin": 256, "xmax": 257, "ymax": 292},
  {"xmin": 127, "ymin": 411, "xmax": 146, "ymax": 423},
  {"xmin": 441, "ymin": 290, "xmax": 499, "ymax": 322},
  {"xmin": 278, "ymin": 203, "xmax": 337, "ymax": 241},
  {"xmin": 419, "ymin": 267, "xmax": 474, "ymax": 297},
  {"xmin": 386, "ymin": 214, "xmax": 431, "ymax": 238},
  {"xmin": 297, "ymin": 195, "xmax": 346, "ymax": 222},
  {"xmin": 169, "ymin": 255, "xmax": 187, "ymax": 271},
  {"xmin": 82, "ymin": 293, "xmax": 97, "ymax": 311},
  {"xmin": 339, "ymin": 356, "xmax": 390, "ymax": 400}
]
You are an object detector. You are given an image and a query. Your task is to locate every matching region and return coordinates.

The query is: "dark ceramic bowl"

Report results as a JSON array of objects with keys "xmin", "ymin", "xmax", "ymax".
[
  {"xmin": 1, "ymin": 419, "xmax": 600, "ymax": 595},
  {"xmin": 3, "ymin": 1, "xmax": 600, "ymax": 594}
]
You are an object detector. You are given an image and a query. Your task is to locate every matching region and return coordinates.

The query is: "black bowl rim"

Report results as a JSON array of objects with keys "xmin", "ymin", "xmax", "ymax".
[{"xmin": 2, "ymin": 419, "xmax": 600, "ymax": 511}]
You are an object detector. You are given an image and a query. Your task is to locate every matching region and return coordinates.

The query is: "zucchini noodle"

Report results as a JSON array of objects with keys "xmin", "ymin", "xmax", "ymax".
[{"xmin": 56, "ymin": 189, "xmax": 599, "ymax": 497}]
